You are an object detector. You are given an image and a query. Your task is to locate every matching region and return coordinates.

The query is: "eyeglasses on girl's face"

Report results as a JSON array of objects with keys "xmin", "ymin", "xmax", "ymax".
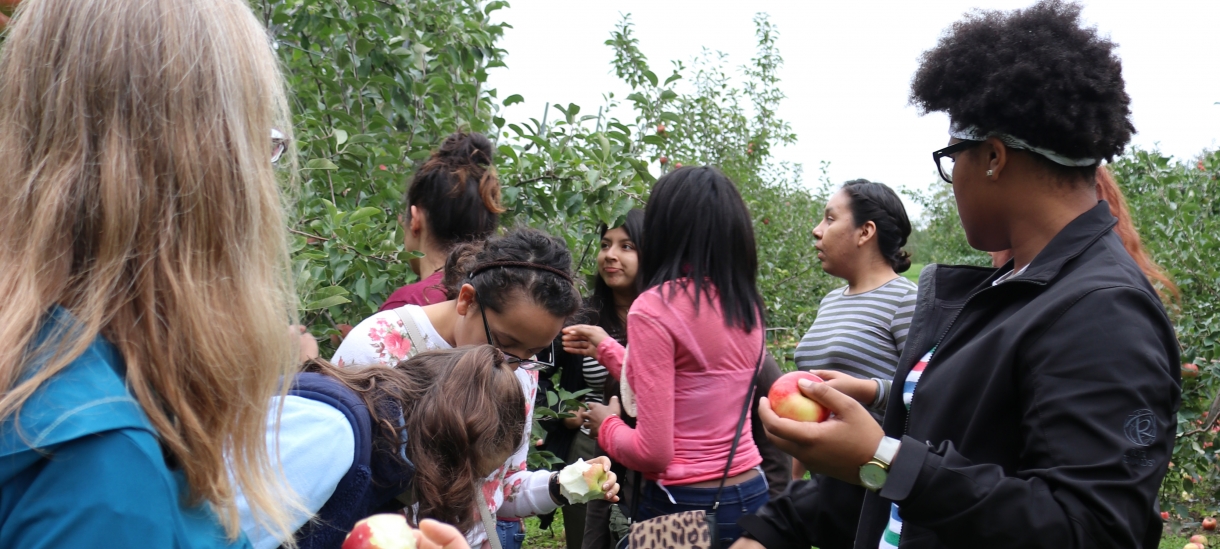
[
  {"xmin": 932, "ymin": 140, "xmax": 983, "ymax": 183},
  {"xmin": 477, "ymin": 297, "xmax": 555, "ymax": 372}
]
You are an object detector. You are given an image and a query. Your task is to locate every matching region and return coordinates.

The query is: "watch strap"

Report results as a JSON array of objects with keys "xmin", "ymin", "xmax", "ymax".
[{"xmin": 874, "ymin": 436, "xmax": 901, "ymax": 466}]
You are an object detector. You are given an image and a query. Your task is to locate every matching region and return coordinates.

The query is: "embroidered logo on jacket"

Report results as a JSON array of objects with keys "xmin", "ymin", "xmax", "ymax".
[{"xmin": 1123, "ymin": 409, "xmax": 1156, "ymax": 446}]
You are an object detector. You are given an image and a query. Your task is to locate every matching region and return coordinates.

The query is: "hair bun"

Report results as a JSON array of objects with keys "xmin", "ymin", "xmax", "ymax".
[{"xmin": 434, "ymin": 131, "xmax": 494, "ymax": 167}]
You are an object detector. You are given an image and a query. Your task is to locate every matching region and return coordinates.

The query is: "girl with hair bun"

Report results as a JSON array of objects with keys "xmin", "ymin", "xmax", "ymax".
[
  {"xmin": 334, "ymin": 228, "xmax": 620, "ymax": 549},
  {"xmin": 787, "ymin": 179, "xmax": 917, "ymax": 482},
  {"xmin": 380, "ymin": 131, "xmax": 505, "ymax": 310}
]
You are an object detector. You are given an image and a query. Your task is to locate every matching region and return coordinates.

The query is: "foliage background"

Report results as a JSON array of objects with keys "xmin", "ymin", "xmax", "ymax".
[{"xmin": 263, "ymin": 0, "xmax": 1219, "ymax": 521}]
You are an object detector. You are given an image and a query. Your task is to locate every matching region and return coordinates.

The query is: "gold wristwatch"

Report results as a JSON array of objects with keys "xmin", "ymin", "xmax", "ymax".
[{"xmin": 859, "ymin": 436, "xmax": 901, "ymax": 491}]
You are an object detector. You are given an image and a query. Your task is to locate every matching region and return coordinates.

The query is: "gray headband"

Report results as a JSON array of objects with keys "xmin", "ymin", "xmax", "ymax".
[{"xmin": 949, "ymin": 123, "xmax": 1099, "ymax": 168}]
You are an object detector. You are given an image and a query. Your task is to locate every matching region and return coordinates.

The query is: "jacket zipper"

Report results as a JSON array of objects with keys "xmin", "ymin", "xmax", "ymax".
[{"xmin": 900, "ymin": 278, "xmax": 1044, "ymax": 445}]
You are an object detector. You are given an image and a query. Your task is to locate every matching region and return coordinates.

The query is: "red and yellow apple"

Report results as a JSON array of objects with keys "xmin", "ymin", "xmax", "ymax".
[
  {"xmin": 768, "ymin": 371, "xmax": 829, "ymax": 422},
  {"xmin": 1190, "ymin": 534, "xmax": 1209, "ymax": 546},
  {"xmin": 1183, "ymin": 363, "xmax": 1200, "ymax": 378},
  {"xmin": 1204, "ymin": 517, "xmax": 1217, "ymax": 531},
  {"xmin": 342, "ymin": 514, "xmax": 417, "ymax": 549}
]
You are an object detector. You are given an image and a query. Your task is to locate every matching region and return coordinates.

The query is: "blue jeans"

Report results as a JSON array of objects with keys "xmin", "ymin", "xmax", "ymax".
[
  {"xmin": 495, "ymin": 519, "xmax": 525, "ymax": 549},
  {"xmin": 632, "ymin": 473, "xmax": 769, "ymax": 547}
]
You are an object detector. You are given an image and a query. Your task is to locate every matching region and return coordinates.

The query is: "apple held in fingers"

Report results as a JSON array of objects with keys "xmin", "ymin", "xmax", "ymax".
[
  {"xmin": 769, "ymin": 371, "xmax": 830, "ymax": 422},
  {"xmin": 557, "ymin": 458, "xmax": 609, "ymax": 504},
  {"xmin": 343, "ymin": 514, "xmax": 417, "ymax": 549}
]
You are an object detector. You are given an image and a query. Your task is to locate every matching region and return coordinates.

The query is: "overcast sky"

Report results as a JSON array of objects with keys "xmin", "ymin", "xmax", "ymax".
[{"xmin": 487, "ymin": 0, "xmax": 1220, "ymax": 219}]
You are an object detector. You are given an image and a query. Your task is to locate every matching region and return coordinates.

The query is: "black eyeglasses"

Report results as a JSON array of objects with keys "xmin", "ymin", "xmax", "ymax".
[
  {"xmin": 932, "ymin": 140, "xmax": 983, "ymax": 183},
  {"xmin": 477, "ymin": 297, "xmax": 555, "ymax": 371}
]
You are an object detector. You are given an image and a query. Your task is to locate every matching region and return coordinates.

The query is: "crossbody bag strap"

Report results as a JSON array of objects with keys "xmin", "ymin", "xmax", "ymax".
[
  {"xmin": 476, "ymin": 488, "xmax": 504, "ymax": 549},
  {"xmin": 391, "ymin": 306, "xmax": 427, "ymax": 359},
  {"xmin": 711, "ymin": 329, "xmax": 767, "ymax": 509}
]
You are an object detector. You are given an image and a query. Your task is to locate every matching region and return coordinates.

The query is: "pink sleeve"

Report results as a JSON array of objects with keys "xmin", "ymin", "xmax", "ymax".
[
  {"xmin": 595, "ymin": 338, "xmax": 626, "ymax": 379},
  {"xmin": 597, "ymin": 314, "xmax": 674, "ymax": 474}
]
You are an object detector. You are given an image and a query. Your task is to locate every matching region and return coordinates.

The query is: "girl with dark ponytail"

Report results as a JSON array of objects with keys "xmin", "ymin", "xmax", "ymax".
[
  {"xmin": 381, "ymin": 131, "xmax": 505, "ymax": 310},
  {"xmin": 792, "ymin": 179, "xmax": 916, "ymax": 413}
]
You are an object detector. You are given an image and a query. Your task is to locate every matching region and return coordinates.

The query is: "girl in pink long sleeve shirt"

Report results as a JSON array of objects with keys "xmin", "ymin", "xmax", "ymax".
[
  {"xmin": 565, "ymin": 166, "xmax": 770, "ymax": 546},
  {"xmin": 592, "ymin": 283, "xmax": 763, "ymax": 484}
]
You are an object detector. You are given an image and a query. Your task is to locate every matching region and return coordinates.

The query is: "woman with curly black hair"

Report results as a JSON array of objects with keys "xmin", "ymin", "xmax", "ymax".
[{"xmin": 737, "ymin": 2, "xmax": 1179, "ymax": 549}]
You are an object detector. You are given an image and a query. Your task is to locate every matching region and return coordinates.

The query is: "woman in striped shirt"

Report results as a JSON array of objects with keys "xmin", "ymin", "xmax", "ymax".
[{"xmin": 791, "ymin": 180, "xmax": 916, "ymax": 480}]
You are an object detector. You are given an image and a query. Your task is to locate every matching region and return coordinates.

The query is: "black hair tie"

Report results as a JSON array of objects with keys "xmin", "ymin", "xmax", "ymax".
[{"xmin": 468, "ymin": 260, "xmax": 574, "ymax": 285}]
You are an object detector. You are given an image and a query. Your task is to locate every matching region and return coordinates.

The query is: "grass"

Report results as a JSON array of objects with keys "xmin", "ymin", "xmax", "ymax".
[
  {"xmin": 903, "ymin": 263, "xmax": 925, "ymax": 283},
  {"xmin": 523, "ymin": 509, "xmax": 567, "ymax": 549},
  {"xmin": 523, "ymin": 511, "xmax": 1200, "ymax": 548}
]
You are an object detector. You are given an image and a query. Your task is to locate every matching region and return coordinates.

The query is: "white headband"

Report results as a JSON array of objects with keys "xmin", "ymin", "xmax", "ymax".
[{"xmin": 949, "ymin": 123, "xmax": 1099, "ymax": 168}]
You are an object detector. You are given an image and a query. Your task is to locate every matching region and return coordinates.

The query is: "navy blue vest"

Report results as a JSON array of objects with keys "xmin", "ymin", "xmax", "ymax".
[{"xmin": 288, "ymin": 373, "xmax": 415, "ymax": 549}]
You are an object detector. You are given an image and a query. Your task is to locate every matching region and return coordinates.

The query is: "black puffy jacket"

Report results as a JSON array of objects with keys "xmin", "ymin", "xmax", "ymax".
[{"xmin": 740, "ymin": 202, "xmax": 1180, "ymax": 549}]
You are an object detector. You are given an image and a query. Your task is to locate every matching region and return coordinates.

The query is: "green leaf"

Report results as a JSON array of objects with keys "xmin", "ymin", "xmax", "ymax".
[
  {"xmin": 333, "ymin": 129, "xmax": 348, "ymax": 146},
  {"xmin": 304, "ymin": 158, "xmax": 339, "ymax": 170},
  {"xmin": 303, "ymin": 294, "xmax": 351, "ymax": 311},
  {"xmin": 346, "ymin": 206, "xmax": 382, "ymax": 224},
  {"xmin": 503, "ymin": 94, "xmax": 525, "ymax": 106}
]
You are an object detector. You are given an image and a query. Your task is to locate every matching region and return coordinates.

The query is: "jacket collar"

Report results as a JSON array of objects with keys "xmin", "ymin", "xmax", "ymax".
[{"xmin": 1011, "ymin": 200, "xmax": 1117, "ymax": 285}]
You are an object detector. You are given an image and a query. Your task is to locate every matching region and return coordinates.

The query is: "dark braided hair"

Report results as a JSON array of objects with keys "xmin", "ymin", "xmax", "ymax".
[
  {"xmin": 841, "ymin": 180, "xmax": 912, "ymax": 273},
  {"xmin": 442, "ymin": 228, "xmax": 582, "ymax": 319},
  {"xmin": 910, "ymin": 0, "xmax": 1133, "ymax": 184},
  {"xmin": 403, "ymin": 132, "xmax": 505, "ymax": 249}
]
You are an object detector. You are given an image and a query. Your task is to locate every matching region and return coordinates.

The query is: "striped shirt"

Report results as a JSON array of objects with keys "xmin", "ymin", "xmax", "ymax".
[
  {"xmin": 881, "ymin": 346, "xmax": 934, "ymax": 549},
  {"xmin": 581, "ymin": 356, "xmax": 609, "ymax": 405},
  {"xmin": 794, "ymin": 277, "xmax": 917, "ymax": 381}
]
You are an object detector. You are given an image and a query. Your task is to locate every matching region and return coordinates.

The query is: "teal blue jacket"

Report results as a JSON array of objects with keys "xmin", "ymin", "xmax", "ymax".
[{"xmin": 0, "ymin": 311, "xmax": 251, "ymax": 549}]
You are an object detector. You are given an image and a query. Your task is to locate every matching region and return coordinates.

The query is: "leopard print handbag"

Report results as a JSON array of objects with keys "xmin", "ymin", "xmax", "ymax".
[{"xmin": 623, "ymin": 334, "xmax": 767, "ymax": 549}]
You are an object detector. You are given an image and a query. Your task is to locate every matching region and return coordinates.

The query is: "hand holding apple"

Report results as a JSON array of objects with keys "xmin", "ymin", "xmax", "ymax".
[
  {"xmin": 769, "ymin": 372, "xmax": 830, "ymax": 422},
  {"xmin": 415, "ymin": 520, "xmax": 470, "ymax": 549},
  {"xmin": 561, "ymin": 325, "xmax": 611, "ymax": 359},
  {"xmin": 342, "ymin": 514, "xmax": 417, "ymax": 549},
  {"xmin": 759, "ymin": 377, "xmax": 882, "ymax": 484},
  {"xmin": 811, "ymin": 370, "xmax": 883, "ymax": 407},
  {"xmin": 555, "ymin": 456, "xmax": 620, "ymax": 504}
]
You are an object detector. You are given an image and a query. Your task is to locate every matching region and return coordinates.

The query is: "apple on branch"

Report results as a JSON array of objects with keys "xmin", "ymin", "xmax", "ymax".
[
  {"xmin": 768, "ymin": 371, "xmax": 830, "ymax": 422},
  {"xmin": 343, "ymin": 514, "xmax": 418, "ymax": 549}
]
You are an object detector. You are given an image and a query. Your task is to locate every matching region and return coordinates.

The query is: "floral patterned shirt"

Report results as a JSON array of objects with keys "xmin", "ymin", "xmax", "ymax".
[{"xmin": 331, "ymin": 307, "xmax": 557, "ymax": 548}]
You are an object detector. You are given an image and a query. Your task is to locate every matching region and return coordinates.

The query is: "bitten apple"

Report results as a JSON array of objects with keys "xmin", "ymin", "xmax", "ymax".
[
  {"xmin": 342, "ymin": 514, "xmax": 417, "ymax": 549},
  {"xmin": 557, "ymin": 458, "xmax": 609, "ymax": 504},
  {"xmin": 768, "ymin": 371, "xmax": 829, "ymax": 422}
]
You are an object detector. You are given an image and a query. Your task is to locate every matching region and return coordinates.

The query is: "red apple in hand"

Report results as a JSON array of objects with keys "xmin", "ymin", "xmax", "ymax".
[
  {"xmin": 1204, "ymin": 517, "xmax": 1217, "ymax": 531},
  {"xmin": 343, "ymin": 514, "xmax": 418, "ymax": 549},
  {"xmin": 768, "ymin": 371, "xmax": 829, "ymax": 422}
]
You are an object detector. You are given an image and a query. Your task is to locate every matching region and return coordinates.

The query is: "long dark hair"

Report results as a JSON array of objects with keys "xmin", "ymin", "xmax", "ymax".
[
  {"xmin": 590, "ymin": 209, "xmax": 645, "ymax": 340},
  {"xmin": 841, "ymin": 179, "xmax": 913, "ymax": 273},
  {"xmin": 441, "ymin": 227, "xmax": 582, "ymax": 319},
  {"xmin": 303, "ymin": 346, "xmax": 525, "ymax": 531},
  {"xmin": 403, "ymin": 131, "xmax": 505, "ymax": 250},
  {"xmin": 640, "ymin": 166, "xmax": 763, "ymax": 332}
]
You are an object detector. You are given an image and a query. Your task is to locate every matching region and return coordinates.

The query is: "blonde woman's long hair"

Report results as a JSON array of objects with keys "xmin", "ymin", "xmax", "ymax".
[{"xmin": 0, "ymin": 0, "xmax": 300, "ymax": 540}]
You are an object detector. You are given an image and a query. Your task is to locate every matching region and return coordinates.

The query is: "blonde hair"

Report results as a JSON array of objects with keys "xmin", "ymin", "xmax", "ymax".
[{"xmin": 0, "ymin": 0, "xmax": 299, "ymax": 540}]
